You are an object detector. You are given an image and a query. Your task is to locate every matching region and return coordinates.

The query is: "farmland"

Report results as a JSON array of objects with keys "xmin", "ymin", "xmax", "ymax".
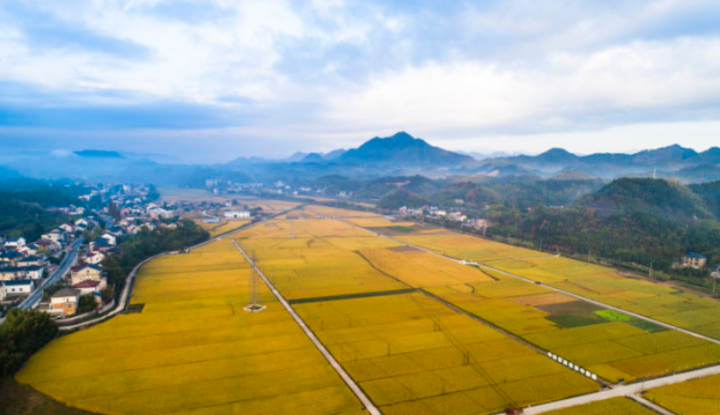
[
  {"xmin": 235, "ymin": 217, "xmax": 601, "ymax": 413},
  {"xmin": 295, "ymin": 293, "xmax": 598, "ymax": 415},
  {"xmin": 393, "ymin": 228, "xmax": 720, "ymax": 342},
  {"xmin": 644, "ymin": 373, "xmax": 720, "ymax": 414},
  {"xmin": 358, "ymin": 246, "xmax": 720, "ymax": 383},
  {"xmin": 195, "ymin": 219, "xmax": 250, "ymax": 236},
  {"xmin": 16, "ymin": 236, "xmax": 364, "ymax": 415},
  {"xmin": 14, "ymin": 208, "xmax": 720, "ymax": 414}
]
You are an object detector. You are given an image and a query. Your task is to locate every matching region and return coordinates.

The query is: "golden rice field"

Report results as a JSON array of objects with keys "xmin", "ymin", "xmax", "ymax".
[
  {"xmin": 16, "ymin": 238, "xmax": 364, "ymax": 415},
  {"xmin": 195, "ymin": 219, "xmax": 250, "ymax": 237},
  {"xmin": 345, "ymin": 217, "xmax": 416, "ymax": 229},
  {"xmin": 394, "ymin": 226, "xmax": 720, "ymax": 342},
  {"xmin": 355, "ymin": 244, "xmax": 720, "ymax": 383},
  {"xmin": 236, "ymin": 220, "xmax": 405, "ymax": 300},
  {"xmin": 542, "ymin": 397, "xmax": 656, "ymax": 415},
  {"xmin": 294, "ymin": 294, "xmax": 599, "ymax": 415},
  {"xmin": 304, "ymin": 204, "xmax": 380, "ymax": 218},
  {"xmin": 644, "ymin": 374, "xmax": 720, "ymax": 414}
]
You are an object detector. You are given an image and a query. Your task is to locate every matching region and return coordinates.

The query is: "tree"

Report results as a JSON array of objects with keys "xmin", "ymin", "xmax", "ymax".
[
  {"xmin": 0, "ymin": 309, "xmax": 58, "ymax": 376},
  {"xmin": 77, "ymin": 295, "xmax": 97, "ymax": 314}
]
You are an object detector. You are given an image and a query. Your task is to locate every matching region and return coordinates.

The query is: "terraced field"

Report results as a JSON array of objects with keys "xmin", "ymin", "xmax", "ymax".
[
  {"xmin": 16, "ymin": 237, "xmax": 364, "ymax": 415},
  {"xmin": 644, "ymin": 373, "xmax": 720, "ymax": 414}
]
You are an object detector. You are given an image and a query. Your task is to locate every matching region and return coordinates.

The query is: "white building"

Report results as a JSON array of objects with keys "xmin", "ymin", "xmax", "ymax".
[
  {"xmin": 224, "ymin": 210, "xmax": 250, "ymax": 219},
  {"xmin": 5, "ymin": 236, "xmax": 26, "ymax": 248},
  {"xmin": 4, "ymin": 279, "xmax": 35, "ymax": 295},
  {"xmin": 101, "ymin": 233, "xmax": 117, "ymax": 245}
]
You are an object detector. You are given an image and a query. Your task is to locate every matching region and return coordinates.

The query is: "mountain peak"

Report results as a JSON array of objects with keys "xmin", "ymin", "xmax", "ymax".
[
  {"xmin": 340, "ymin": 132, "xmax": 472, "ymax": 166},
  {"xmin": 536, "ymin": 148, "xmax": 577, "ymax": 162}
]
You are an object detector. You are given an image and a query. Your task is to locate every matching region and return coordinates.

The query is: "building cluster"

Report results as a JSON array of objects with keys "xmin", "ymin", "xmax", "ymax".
[
  {"xmin": 397, "ymin": 205, "xmax": 488, "ymax": 230},
  {"xmin": 2, "ymin": 183, "xmax": 186, "ymax": 318},
  {"xmin": 0, "ymin": 218, "xmax": 88, "ymax": 304}
]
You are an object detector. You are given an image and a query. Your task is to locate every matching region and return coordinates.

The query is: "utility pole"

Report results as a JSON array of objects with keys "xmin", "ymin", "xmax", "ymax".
[{"xmin": 649, "ymin": 261, "xmax": 653, "ymax": 281}]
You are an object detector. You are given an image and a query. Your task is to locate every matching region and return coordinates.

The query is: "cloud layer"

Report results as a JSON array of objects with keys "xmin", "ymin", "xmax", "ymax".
[{"xmin": 1, "ymin": 0, "xmax": 720, "ymax": 160}]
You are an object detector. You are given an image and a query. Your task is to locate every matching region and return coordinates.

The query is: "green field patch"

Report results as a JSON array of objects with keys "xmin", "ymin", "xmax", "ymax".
[
  {"xmin": 625, "ymin": 318, "xmax": 668, "ymax": 333},
  {"xmin": 595, "ymin": 309, "xmax": 633, "ymax": 322}
]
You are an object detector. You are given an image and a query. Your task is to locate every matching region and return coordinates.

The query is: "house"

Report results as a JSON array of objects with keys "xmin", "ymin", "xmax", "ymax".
[
  {"xmin": 84, "ymin": 251, "xmax": 105, "ymax": 265},
  {"xmin": 17, "ymin": 255, "xmax": 44, "ymax": 267},
  {"xmin": 0, "ymin": 282, "xmax": 6, "ymax": 301},
  {"xmin": 100, "ymin": 233, "xmax": 117, "ymax": 245},
  {"xmin": 75, "ymin": 218, "xmax": 89, "ymax": 228},
  {"xmin": 224, "ymin": 210, "xmax": 251, "ymax": 219},
  {"xmin": 71, "ymin": 263, "xmax": 103, "ymax": 285},
  {"xmin": 23, "ymin": 243, "xmax": 40, "ymax": 256},
  {"xmin": 5, "ymin": 236, "xmax": 26, "ymax": 248},
  {"xmin": 90, "ymin": 237, "xmax": 112, "ymax": 251},
  {"xmin": 59, "ymin": 223, "xmax": 74, "ymax": 233},
  {"xmin": 3, "ymin": 279, "xmax": 35, "ymax": 296},
  {"xmin": 681, "ymin": 252, "xmax": 707, "ymax": 269},
  {"xmin": 50, "ymin": 288, "xmax": 81, "ymax": 317},
  {"xmin": 0, "ymin": 265, "xmax": 45, "ymax": 280},
  {"xmin": 149, "ymin": 208, "xmax": 175, "ymax": 220},
  {"xmin": 72, "ymin": 279, "xmax": 106, "ymax": 298},
  {"xmin": 36, "ymin": 239, "xmax": 61, "ymax": 255},
  {"xmin": 0, "ymin": 250, "xmax": 25, "ymax": 265},
  {"xmin": 42, "ymin": 229, "xmax": 65, "ymax": 243}
]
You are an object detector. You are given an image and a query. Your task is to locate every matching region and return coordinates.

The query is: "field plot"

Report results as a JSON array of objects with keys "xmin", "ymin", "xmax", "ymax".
[
  {"xmin": 16, "ymin": 238, "xmax": 363, "ymax": 415},
  {"xmin": 195, "ymin": 219, "xmax": 250, "ymax": 237},
  {"xmin": 488, "ymin": 256, "xmax": 720, "ymax": 340},
  {"xmin": 542, "ymin": 397, "xmax": 655, "ymax": 415},
  {"xmin": 305, "ymin": 204, "xmax": 380, "ymax": 218},
  {"xmin": 236, "ymin": 219, "xmax": 405, "ymax": 300},
  {"xmin": 295, "ymin": 293, "xmax": 599, "ymax": 415},
  {"xmin": 644, "ymin": 373, "xmax": 720, "ymax": 414},
  {"xmin": 392, "ymin": 225, "xmax": 720, "ymax": 342},
  {"xmin": 398, "ymin": 233, "xmax": 553, "ymax": 263},
  {"xmin": 358, "ymin": 246, "xmax": 720, "ymax": 383}
]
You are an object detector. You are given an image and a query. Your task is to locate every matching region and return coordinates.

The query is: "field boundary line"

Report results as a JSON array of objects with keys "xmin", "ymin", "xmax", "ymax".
[
  {"xmin": 333, "ymin": 214, "xmax": 720, "ymax": 346},
  {"xmin": 288, "ymin": 288, "xmax": 417, "ymax": 304},
  {"xmin": 628, "ymin": 395, "xmax": 676, "ymax": 415},
  {"xmin": 231, "ymin": 239, "xmax": 382, "ymax": 415}
]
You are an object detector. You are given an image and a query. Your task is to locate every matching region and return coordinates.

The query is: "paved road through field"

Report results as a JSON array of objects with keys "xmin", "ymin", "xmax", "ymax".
[{"xmin": 232, "ymin": 239, "xmax": 382, "ymax": 415}]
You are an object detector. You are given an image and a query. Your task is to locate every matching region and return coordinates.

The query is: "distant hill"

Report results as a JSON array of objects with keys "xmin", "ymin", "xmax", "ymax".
[
  {"xmin": 340, "ymin": 132, "xmax": 473, "ymax": 167},
  {"xmin": 74, "ymin": 150, "xmax": 124, "ymax": 158},
  {"xmin": 578, "ymin": 178, "xmax": 713, "ymax": 221}
]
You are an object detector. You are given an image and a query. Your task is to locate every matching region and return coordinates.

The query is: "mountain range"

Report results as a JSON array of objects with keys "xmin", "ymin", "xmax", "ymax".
[{"xmin": 0, "ymin": 132, "xmax": 718, "ymax": 185}]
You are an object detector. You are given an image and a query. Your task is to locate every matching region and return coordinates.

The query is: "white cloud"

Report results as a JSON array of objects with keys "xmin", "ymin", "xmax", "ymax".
[{"xmin": 323, "ymin": 36, "xmax": 720, "ymax": 137}]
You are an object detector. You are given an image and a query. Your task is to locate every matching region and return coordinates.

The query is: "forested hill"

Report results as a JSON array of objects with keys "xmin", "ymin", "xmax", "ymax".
[
  {"xmin": 577, "ymin": 178, "xmax": 714, "ymax": 221},
  {"xmin": 0, "ymin": 181, "xmax": 88, "ymax": 241}
]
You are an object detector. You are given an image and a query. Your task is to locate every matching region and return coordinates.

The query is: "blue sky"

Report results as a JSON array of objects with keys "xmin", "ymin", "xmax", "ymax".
[{"xmin": 2, "ymin": 0, "xmax": 720, "ymax": 162}]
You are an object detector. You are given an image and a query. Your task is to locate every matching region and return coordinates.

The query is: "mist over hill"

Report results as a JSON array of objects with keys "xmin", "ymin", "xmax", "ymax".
[{"xmin": 0, "ymin": 132, "xmax": 717, "ymax": 188}]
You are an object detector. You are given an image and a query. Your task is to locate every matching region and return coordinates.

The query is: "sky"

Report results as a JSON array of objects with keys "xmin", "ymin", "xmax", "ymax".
[{"xmin": 2, "ymin": 0, "xmax": 720, "ymax": 162}]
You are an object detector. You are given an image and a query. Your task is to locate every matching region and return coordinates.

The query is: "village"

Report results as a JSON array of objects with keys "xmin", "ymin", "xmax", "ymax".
[{"xmin": 0, "ymin": 183, "xmax": 191, "ymax": 320}]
